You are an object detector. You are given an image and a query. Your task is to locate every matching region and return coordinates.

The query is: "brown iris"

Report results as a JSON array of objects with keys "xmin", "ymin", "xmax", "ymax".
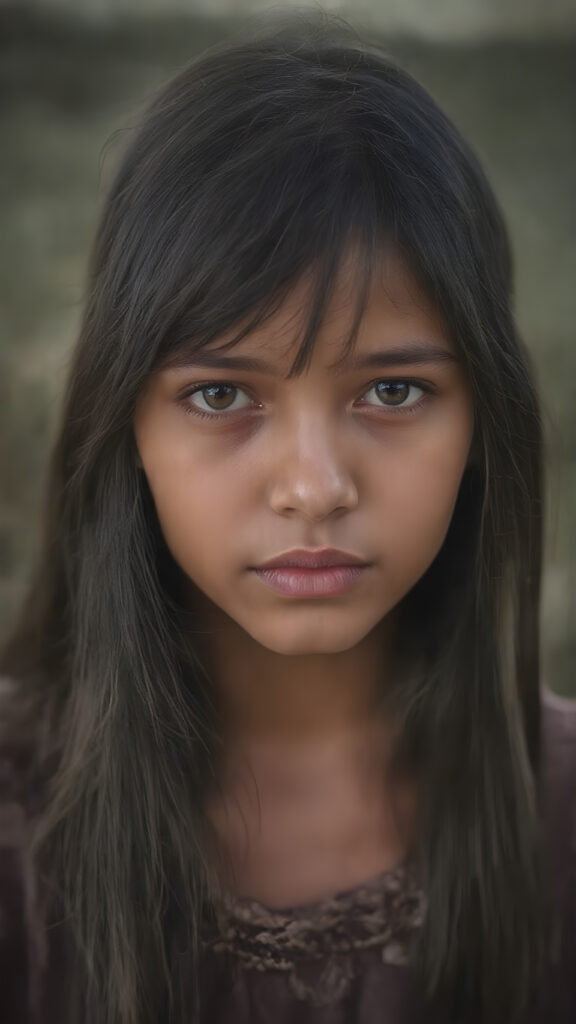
[
  {"xmin": 201, "ymin": 384, "xmax": 238, "ymax": 410},
  {"xmin": 375, "ymin": 382, "xmax": 410, "ymax": 406}
]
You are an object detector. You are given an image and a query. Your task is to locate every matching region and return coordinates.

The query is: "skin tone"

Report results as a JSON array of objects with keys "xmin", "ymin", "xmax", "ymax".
[{"xmin": 134, "ymin": 246, "xmax": 474, "ymax": 907}]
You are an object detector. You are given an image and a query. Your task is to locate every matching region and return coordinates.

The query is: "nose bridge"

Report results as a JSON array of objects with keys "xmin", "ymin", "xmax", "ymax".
[
  {"xmin": 269, "ymin": 403, "xmax": 358, "ymax": 518},
  {"xmin": 286, "ymin": 410, "xmax": 337, "ymax": 473}
]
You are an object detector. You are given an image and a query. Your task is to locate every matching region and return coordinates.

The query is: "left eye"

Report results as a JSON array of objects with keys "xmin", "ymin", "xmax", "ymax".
[{"xmin": 362, "ymin": 381, "xmax": 424, "ymax": 408}]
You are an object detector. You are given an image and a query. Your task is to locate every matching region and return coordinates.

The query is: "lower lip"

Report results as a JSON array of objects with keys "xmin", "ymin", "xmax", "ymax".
[{"xmin": 252, "ymin": 565, "xmax": 368, "ymax": 598}]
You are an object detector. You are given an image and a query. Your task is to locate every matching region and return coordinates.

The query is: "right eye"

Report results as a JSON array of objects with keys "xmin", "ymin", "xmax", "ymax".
[{"xmin": 179, "ymin": 383, "xmax": 255, "ymax": 418}]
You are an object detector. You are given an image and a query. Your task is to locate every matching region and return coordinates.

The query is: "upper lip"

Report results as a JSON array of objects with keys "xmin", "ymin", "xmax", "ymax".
[{"xmin": 255, "ymin": 548, "xmax": 369, "ymax": 569}]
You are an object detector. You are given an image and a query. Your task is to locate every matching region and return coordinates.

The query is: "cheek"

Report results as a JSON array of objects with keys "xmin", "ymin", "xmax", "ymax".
[
  {"xmin": 153, "ymin": 475, "xmax": 215, "ymax": 535},
  {"xmin": 375, "ymin": 424, "xmax": 471, "ymax": 563},
  {"xmin": 144, "ymin": 455, "xmax": 244, "ymax": 580}
]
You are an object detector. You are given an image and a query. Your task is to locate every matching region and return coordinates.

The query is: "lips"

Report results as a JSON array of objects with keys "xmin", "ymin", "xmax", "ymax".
[
  {"xmin": 255, "ymin": 548, "xmax": 369, "ymax": 570},
  {"xmin": 252, "ymin": 549, "xmax": 371, "ymax": 599}
]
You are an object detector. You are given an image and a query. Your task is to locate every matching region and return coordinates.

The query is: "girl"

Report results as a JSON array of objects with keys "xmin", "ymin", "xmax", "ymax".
[{"xmin": 0, "ymin": 12, "xmax": 574, "ymax": 1024}]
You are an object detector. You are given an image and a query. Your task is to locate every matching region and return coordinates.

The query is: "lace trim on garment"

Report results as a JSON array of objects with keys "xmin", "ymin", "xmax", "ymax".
[{"xmin": 203, "ymin": 864, "xmax": 425, "ymax": 1007}]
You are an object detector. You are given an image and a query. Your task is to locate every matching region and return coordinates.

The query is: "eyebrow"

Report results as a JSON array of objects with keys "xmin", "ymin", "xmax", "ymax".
[{"xmin": 165, "ymin": 341, "xmax": 458, "ymax": 375}]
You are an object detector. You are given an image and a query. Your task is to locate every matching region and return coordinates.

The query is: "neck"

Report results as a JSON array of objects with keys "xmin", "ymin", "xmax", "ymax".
[
  {"xmin": 187, "ymin": 598, "xmax": 397, "ymax": 745},
  {"xmin": 185, "ymin": 598, "xmax": 416, "ymax": 897}
]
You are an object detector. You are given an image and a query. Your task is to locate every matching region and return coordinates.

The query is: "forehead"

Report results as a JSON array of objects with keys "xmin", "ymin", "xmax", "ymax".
[{"xmin": 160, "ymin": 242, "xmax": 451, "ymax": 379}]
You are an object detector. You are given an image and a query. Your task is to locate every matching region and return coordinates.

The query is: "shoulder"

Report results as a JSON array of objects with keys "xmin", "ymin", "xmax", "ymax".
[
  {"xmin": 0, "ymin": 678, "xmax": 37, "ymax": 1022},
  {"xmin": 541, "ymin": 686, "xmax": 576, "ymax": 780},
  {"xmin": 539, "ymin": 687, "xmax": 576, "ymax": 908},
  {"xmin": 538, "ymin": 690, "xmax": 576, "ymax": 1017},
  {"xmin": 541, "ymin": 684, "xmax": 576, "ymax": 725},
  {"xmin": 0, "ymin": 674, "xmax": 36, "ymax": 946},
  {"xmin": 0, "ymin": 676, "xmax": 29, "ymax": 839},
  {"xmin": 540, "ymin": 685, "xmax": 576, "ymax": 814},
  {"xmin": 0, "ymin": 676, "xmax": 31, "ymax": 904}
]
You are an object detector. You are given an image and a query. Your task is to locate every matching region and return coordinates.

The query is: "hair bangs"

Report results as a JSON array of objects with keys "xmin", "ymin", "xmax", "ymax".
[
  {"xmin": 102, "ymin": 32, "xmax": 485, "ymax": 397},
  {"xmin": 147, "ymin": 102, "xmax": 396, "ymax": 380}
]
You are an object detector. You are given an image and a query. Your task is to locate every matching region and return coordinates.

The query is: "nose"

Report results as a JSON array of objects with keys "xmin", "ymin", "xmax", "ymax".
[{"xmin": 268, "ymin": 415, "xmax": 359, "ymax": 522}]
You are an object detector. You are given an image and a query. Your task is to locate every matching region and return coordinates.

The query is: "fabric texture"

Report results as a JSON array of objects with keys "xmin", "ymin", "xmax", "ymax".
[
  {"xmin": 0, "ymin": 688, "xmax": 575, "ymax": 1023},
  {"xmin": 204, "ymin": 861, "xmax": 424, "ymax": 1006}
]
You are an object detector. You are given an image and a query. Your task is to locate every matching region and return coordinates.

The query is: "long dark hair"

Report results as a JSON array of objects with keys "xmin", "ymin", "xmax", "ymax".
[{"xmin": 1, "ymin": 13, "xmax": 545, "ymax": 1023}]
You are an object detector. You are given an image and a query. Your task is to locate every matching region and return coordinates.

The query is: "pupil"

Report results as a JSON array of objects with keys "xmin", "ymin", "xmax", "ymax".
[
  {"xmin": 377, "ymin": 382, "xmax": 409, "ymax": 406},
  {"xmin": 205, "ymin": 384, "xmax": 235, "ymax": 409}
]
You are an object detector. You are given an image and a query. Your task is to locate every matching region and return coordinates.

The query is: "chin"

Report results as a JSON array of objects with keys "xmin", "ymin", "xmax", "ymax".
[{"xmin": 244, "ymin": 620, "xmax": 373, "ymax": 657}]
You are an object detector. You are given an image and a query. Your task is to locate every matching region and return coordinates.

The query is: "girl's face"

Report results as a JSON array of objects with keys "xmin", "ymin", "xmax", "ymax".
[{"xmin": 134, "ymin": 249, "xmax": 474, "ymax": 656}]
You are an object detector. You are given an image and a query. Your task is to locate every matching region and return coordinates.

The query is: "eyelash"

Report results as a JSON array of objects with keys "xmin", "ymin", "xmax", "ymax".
[{"xmin": 177, "ymin": 378, "xmax": 435, "ymax": 421}]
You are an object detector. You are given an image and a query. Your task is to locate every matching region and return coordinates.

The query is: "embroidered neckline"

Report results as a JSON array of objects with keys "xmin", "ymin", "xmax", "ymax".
[
  {"xmin": 204, "ymin": 860, "xmax": 425, "ymax": 977},
  {"xmin": 202, "ymin": 862, "xmax": 425, "ymax": 1006}
]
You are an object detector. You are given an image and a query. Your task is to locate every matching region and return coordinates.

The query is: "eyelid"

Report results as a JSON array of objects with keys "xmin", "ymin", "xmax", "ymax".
[
  {"xmin": 359, "ymin": 377, "xmax": 434, "ymax": 399},
  {"xmin": 178, "ymin": 380, "xmax": 253, "ymax": 398},
  {"xmin": 177, "ymin": 375, "xmax": 437, "ymax": 399}
]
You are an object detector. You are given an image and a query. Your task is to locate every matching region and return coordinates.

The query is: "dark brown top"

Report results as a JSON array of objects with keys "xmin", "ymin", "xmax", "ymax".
[{"xmin": 0, "ymin": 688, "xmax": 575, "ymax": 1023}]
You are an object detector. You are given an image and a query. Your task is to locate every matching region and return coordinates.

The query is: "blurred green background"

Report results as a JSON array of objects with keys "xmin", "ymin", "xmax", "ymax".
[{"xmin": 0, "ymin": 3, "xmax": 574, "ymax": 693}]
